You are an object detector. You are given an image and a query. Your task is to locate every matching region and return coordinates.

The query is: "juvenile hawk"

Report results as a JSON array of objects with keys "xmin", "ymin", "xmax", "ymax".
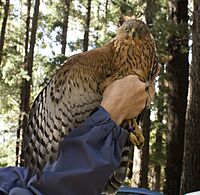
[{"xmin": 24, "ymin": 19, "xmax": 159, "ymax": 193}]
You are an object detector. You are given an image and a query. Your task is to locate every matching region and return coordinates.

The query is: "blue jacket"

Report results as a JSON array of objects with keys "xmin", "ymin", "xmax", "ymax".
[{"xmin": 0, "ymin": 107, "xmax": 128, "ymax": 195}]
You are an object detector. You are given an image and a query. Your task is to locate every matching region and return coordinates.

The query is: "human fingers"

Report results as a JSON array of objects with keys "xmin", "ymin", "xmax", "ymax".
[{"xmin": 126, "ymin": 94, "xmax": 148, "ymax": 119}]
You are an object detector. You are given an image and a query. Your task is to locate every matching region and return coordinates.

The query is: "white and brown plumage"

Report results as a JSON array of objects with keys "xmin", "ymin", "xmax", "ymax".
[{"xmin": 24, "ymin": 19, "xmax": 159, "ymax": 192}]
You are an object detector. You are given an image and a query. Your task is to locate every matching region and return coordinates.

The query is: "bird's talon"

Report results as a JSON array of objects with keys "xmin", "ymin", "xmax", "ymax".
[
  {"xmin": 129, "ymin": 118, "xmax": 145, "ymax": 149},
  {"xmin": 129, "ymin": 132, "xmax": 140, "ymax": 146}
]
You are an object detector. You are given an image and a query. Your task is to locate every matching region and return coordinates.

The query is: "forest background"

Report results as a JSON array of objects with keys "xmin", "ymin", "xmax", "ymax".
[{"xmin": 0, "ymin": 0, "xmax": 200, "ymax": 195}]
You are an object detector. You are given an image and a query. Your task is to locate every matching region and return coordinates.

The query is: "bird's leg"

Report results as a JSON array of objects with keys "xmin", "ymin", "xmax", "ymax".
[{"xmin": 128, "ymin": 118, "xmax": 145, "ymax": 149}]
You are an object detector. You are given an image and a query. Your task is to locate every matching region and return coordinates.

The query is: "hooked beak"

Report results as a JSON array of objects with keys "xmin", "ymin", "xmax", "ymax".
[
  {"xmin": 131, "ymin": 28, "xmax": 136, "ymax": 38},
  {"xmin": 132, "ymin": 28, "xmax": 136, "ymax": 38}
]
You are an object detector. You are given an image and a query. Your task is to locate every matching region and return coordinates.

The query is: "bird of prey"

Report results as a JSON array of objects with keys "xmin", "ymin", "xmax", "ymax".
[{"xmin": 24, "ymin": 18, "xmax": 159, "ymax": 193}]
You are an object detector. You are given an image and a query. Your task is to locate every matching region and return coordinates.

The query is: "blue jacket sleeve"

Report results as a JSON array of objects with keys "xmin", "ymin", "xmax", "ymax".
[{"xmin": 0, "ymin": 106, "xmax": 128, "ymax": 195}]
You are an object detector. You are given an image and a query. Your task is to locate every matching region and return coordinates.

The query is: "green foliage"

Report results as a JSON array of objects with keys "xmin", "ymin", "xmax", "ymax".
[
  {"xmin": 0, "ymin": 138, "xmax": 16, "ymax": 167},
  {"xmin": 150, "ymin": 124, "xmax": 166, "ymax": 166}
]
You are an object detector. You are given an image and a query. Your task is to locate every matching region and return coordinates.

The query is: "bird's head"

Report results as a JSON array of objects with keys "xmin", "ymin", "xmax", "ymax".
[
  {"xmin": 116, "ymin": 19, "xmax": 151, "ymax": 41},
  {"xmin": 106, "ymin": 18, "xmax": 158, "ymax": 84}
]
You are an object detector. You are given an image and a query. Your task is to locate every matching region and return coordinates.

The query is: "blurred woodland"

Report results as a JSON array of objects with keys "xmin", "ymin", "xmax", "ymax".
[{"xmin": 0, "ymin": 0, "xmax": 200, "ymax": 195}]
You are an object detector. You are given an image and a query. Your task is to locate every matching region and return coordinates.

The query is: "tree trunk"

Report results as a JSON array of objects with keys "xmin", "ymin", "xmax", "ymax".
[
  {"xmin": 94, "ymin": 2, "xmax": 100, "ymax": 47},
  {"xmin": 145, "ymin": 0, "xmax": 157, "ymax": 25},
  {"xmin": 16, "ymin": 0, "xmax": 32, "ymax": 167},
  {"xmin": 83, "ymin": 0, "xmax": 91, "ymax": 52},
  {"xmin": 164, "ymin": 0, "xmax": 189, "ymax": 194},
  {"xmin": 120, "ymin": 0, "xmax": 127, "ymax": 16},
  {"xmin": 153, "ymin": 65, "xmax": 165, "ymax": 191},
  {"xmin": 153, "ymin": 112, "xmax": 163, "ymax": 191},
  {"xmin": 139, "ymin": 109, "xmax": 150, "ymax": 188},
  {"xmin": 153, "ymin": 118, "xmax": 162, "ymax": 191},
  {"xmin": 61, "ymin": 0, "xmax": 70, "ymax": 55},
  {"xmin": 154, "ymin": 164, "xmax": 161, "ymax": 191},
  {"xmin": 104, "ymin": 0, "xmax": 109, "ymax": 22},
  {"xmin": 0, "ymin": 2, "xmax": 3, "ymax": 17},
  {"xmin": 180, "ymin": 1, "xmax": 200, "ymax": 194},
  {"xmin": 0, "ymin": 0, "xmax": 10, "ymax": 66},
  {"xmin": 138, "ymin": 0, "xmax": 158, "ymax": 187},
  {"xmin": 20, "ymin": 0, "xmax": 40, "ymax": 165}
]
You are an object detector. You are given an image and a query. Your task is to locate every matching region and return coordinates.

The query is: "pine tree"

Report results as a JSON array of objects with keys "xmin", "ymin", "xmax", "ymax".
[
  {"xmin": 139, "ymin": 0, "xmax": 158, "ymax": 188},
  {"xmin": 16, "ymin": 0, "xmax": 32, "ymax": 166},
  {"xmin": 180, "ymin": 1, "xmax": 200, "ymax": 193},
  {"xmin": 153, "ymin": 66, "xmax": 165, "ymax": 191},
  {"xmin": 61, "ymin": 0, "xmax": 71, "ymax": 55},
  {"xmin": 164, "ymin": 0, "xmax": 189, "ymax": 194},
  {"xmin": 20, "ymin": 0, "xmax": 40, "ymax": 165},
  {"xmin": 83, "ymin": 0, "xmax": 92, "ymax": 51},
  {"xmin": 0, "ymin": 0, "xmax": 10, "ymax": 66}
]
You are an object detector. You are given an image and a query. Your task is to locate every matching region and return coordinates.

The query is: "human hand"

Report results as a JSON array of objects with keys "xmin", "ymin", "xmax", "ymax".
[{"xmin": 100, "ymin": 75, "xmax": 155, "ymax": 125}]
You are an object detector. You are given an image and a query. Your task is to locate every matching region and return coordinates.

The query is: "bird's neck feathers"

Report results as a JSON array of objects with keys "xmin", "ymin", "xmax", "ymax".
[{"xmin": 112, "ymin": 37, "xmax": 155, "ymax": 80}]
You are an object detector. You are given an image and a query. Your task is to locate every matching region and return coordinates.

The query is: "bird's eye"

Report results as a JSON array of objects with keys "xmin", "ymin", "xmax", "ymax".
[
  {"xmin": 124, "ymin": 26, "xmax": 129, "ymax": 32},
  {"xmin": 139, "ymin": 27, "xmax": 144, "ymax": 32}
]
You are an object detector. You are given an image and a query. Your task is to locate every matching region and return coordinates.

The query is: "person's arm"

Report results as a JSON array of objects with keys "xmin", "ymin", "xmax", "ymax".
[
  {"xmin": 0, "ymin": 75, "xmax": 153, "ymax": 195},
  {"xmin": 0, "ymin": 108, "xmax": 128, "ymax": 195},
  {"xmin": 27, "ymin": 106, "xmax": 129, "ymax": 195}
]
